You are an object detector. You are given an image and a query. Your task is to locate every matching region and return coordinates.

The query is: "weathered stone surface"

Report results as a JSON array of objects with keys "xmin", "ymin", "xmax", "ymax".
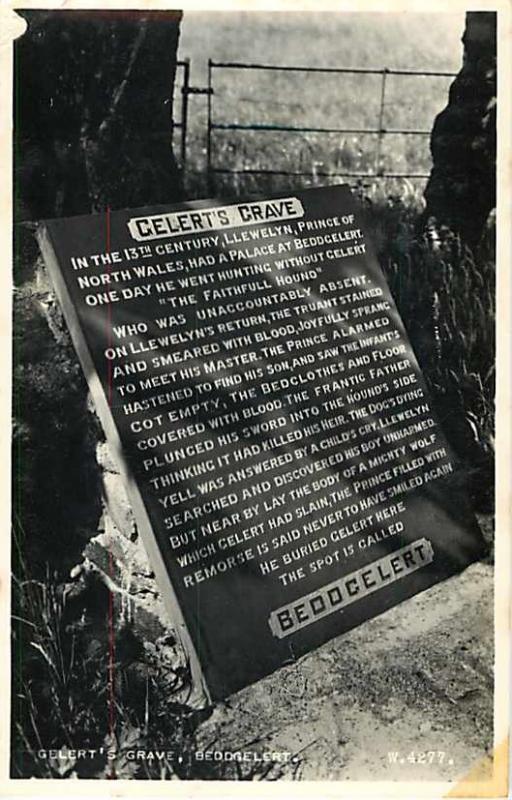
[
  {"xmin": 84, "ymin": 531, "xmax": 154, "ymax": 592},
  {"xmin": 96, "ymin": 441, "xmax": 119, "ymax": 474},
  {"xmin": 100, "ymin": 469, "xmax": 138, "ymax": 541},
  {"xmin": 424, "ymin": 12, "xmax": 496, "ymax": 247},
  {"xmin": 74, "ymin": 546, "xmax": 173, "ymax": 644}
]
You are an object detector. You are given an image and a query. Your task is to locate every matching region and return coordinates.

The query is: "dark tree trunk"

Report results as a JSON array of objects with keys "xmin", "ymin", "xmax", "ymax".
[
  {"xmin": 12, "ymin": 10, "xmax": 184, "ymax": 575},
  {"xmin": 423, "ymin": 12, "xmax": 496, "ymax": 247},
  {"xmin": 14, "ymin": 9, "xmax": 183, "ymax": 220}
]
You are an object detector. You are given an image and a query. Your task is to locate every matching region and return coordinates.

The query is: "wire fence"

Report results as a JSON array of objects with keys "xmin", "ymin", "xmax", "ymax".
[{"xmin": 174, "ymin": 59, "xmax": 456, "ymax": 195}]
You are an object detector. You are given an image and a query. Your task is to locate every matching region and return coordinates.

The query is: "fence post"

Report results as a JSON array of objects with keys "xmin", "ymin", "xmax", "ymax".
[
  {"xmin": 206, "ymin": 59, "xmax": 214, "ymax": 195},
  {"xmin": 180, "ymin": 58, "xmax": 190, "ymax": 173},
  {"xmin": 375, "ymin": 68, "xmax": 388, "ymax": 176}
]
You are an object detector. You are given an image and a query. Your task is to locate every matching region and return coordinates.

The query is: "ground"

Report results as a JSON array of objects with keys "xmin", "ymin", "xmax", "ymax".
[{"xmin": 196, "ymin": 551, "xmax": 494, "ymax": 781}]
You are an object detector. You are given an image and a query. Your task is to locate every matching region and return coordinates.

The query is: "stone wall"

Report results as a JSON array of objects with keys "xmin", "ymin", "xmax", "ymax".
[{"xmin": 423, "ymin": 12, "xmax": 496, "ymax": 247}]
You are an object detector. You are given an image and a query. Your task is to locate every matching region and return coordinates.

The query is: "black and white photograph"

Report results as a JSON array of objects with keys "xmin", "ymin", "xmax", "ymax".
[{"xmin": 5, "ymin": 0, "xmax": 510, "ymax": 793}]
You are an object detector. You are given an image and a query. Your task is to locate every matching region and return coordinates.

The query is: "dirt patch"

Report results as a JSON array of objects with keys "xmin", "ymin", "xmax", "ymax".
[{"xmin": 197, "ymin": 560, "xmax": 493, "ymax": 781}]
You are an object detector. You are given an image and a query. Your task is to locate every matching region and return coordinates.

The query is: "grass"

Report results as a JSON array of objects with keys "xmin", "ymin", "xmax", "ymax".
[
  {"xmin": 12, "ymin": 193, "xmax": 495, "ymax": 779},
  {"xmin": 12, "ymin": 12, "xmax": 495, "ymax": 780},
  {"xmin": 173, "ymin": 11, "xmax": 495, "ymax": 502},
  {"xmin": 175, "ymin": 11, "xmax": 464, "ymax": 198},
  {"xmin": 362, "ymin": 188, "xmax": 495, "ymax": 509},
  {"xmin": 11, "ymin": 559, "xmax": 298, "ymax": 780}
]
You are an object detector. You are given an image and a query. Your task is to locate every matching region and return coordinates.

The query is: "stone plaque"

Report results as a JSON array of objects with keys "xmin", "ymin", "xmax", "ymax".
[{"xmin": 38, "ymin": 184, "xmax": 486, "ymax": 702}]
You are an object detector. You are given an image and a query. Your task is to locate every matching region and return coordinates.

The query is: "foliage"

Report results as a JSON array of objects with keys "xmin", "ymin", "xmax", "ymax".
[
  {"xmin": 12, "ymin": 192, "xmax": 495, "ymax": 779},
  {"xmin": 11, "ymin": 570, "xmax": 296, "ymax": 780},
  {"xmin": 12, "ymin": 11, "xmax": 495, "ymax": 782},
  {"xmin": 362, "ymin": 189, "xmax": 495, "ymax": 508}
]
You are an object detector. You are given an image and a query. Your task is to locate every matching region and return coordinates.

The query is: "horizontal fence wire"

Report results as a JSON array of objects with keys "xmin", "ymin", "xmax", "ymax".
[
  {"xmin": 211, "ymin": 168, "xmax": 432, "ymax": 179},
  {"xmin": 211, "ymin": 123, "xmax": 432, "ymax": 136},
  {"xmin": 209, "ymin": 61, "xmax": 456, "ymax": 78},
  {"xmin": 206, "ymin": 60, "xmax": 456, "ymax": 188}
]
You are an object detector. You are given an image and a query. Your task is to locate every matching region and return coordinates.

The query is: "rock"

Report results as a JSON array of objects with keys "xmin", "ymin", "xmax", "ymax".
[
  {"xmin": 100, "ymin": 471, "xmax": 138, "ymax": 540},
  {"xmin": 424, "ymin": 12, "xmax": 496, "ymax": 247},
  {"xmin": 96, "ymin": 441, "xmax": 119, "ymax": 474}
]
